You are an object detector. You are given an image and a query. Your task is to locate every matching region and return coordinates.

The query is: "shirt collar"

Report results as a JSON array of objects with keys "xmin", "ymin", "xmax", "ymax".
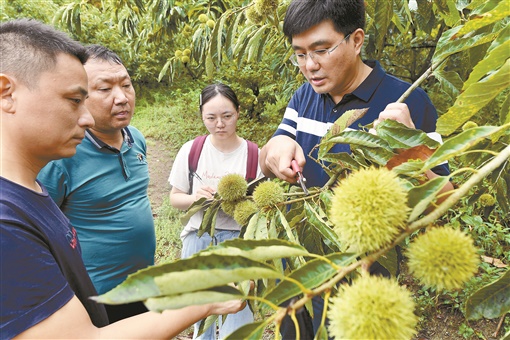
[{"xmin": 85, "ymin": 127, "xmax": 133, "ymax": 150}]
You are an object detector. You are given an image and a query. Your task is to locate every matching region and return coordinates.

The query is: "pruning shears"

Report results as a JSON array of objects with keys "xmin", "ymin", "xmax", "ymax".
[{"xmin": 291, "ymin": 160, "xmax": 309, "ymax": 195}]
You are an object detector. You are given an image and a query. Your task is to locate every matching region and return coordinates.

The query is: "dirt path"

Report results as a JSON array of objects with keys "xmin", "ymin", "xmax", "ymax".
[{"xmin": 146, "ymin": 138, "xmax": 173, "ymax": 212}]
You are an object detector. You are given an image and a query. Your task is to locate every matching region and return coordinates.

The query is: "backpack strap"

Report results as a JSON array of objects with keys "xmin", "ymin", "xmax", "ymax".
[
  {"xmin": 188, "ymin": 135, "xmax": 208, "ymax": 194},
  {"xmin": 245, "ymin": 140, "xmax": 259, "ymax": 183}
]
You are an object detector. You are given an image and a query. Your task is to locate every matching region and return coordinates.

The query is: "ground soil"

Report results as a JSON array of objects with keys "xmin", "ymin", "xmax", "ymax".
[
  {"xmin": 146, "ymin": 138, "xmax": 173, "ymax": 212},
  {"xmin": 146, "ymin": 137, "xmax": 506, "ymax": 340}
]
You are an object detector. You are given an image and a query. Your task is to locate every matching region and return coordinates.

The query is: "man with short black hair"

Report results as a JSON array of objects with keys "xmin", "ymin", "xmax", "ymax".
[{"xmin": 259, "ymin": 0, "xmax": 453, "ymax": 338}]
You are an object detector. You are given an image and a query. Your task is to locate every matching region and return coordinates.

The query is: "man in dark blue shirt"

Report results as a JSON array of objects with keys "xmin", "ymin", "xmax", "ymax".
[{"xmin": 259, "ymin": 0, "xmax": 453, "ymax": 338}]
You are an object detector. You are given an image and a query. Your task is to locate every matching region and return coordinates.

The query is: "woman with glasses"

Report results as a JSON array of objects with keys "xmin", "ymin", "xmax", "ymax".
[
  {"xmin": 168, "ymin": 83, "xmax": 260, "ymax": 339},
  {"xmin": 259, "ymin": 0, "xmax": 453, "ymax": 339}
]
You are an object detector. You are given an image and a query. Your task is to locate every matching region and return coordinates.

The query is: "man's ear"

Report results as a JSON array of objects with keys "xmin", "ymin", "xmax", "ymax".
[
  {"xmin": 351, "ymin": 28, "xmax": 365, "ymax": 55},
  {"xmin": 0, "ymin": 74, "xmax": 16, "ymax": 114}
]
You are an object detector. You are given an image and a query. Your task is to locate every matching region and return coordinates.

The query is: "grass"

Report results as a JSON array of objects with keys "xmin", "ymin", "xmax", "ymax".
[{"xmin": 153, "ymin": 196, "xmax": 183, "ymax": 264}]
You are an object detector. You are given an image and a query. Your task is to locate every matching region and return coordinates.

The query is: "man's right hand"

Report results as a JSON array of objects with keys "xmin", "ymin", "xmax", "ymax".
[{"xmin": 259, "ymin": 135, "xmax": 305, "ymax": 183}]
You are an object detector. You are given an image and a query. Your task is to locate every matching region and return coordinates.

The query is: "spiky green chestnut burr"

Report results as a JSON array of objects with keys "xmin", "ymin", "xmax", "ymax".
[
  {"xmin": 233, "ymin": 199, "xmax": 258, "ymax": 226},
  {"xmin": 252, "ymin": 181, "xmax": 284, "ymax": 208},
  {"xmin": 217, "ymin": 174, "xmax": 248, "ymax": 202},
  {"xmin": 328, "ymin": 275, "xmax": 417, "ymax": 339},
  {"xmin": 198, "ymin": 14, "xmax": 208, "ymax": 23},
  {"xmin": 254, "ymin": 0, "xmax": 279, "ymax": 16},
  {"xmin": 221, "ymin": 200, "xmax": 237, "ymax": 217},
  {"xmin": 407, "ymin": 227, "xmax": 480, "ymax": 291},
  {"xmin": 479, "ymin": 193, "xmax": 496, "ymax": 207},
  {"xmin": 329, "ymin": 167, "xmax": 410, "ymax": 253},
  {"xmin": 245, "ymin": 6, "xmax": 263, "ymax": 25}
]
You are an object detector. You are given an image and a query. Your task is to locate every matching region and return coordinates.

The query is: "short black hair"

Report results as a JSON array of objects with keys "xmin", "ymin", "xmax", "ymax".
[
  {"xmin": 0, "ymin": 18, "xmax": 88, "ymax": 88},
  {"xmin": 283, "ymin": 0, "xmax": 365, "ymax": 42},
  {"xmin": 200, "ymin": 83, "xmax": 240, "ymax": 112},
  {"xmin": 85, "ymin": 44, "xmax": 123, "ymax": 65}
]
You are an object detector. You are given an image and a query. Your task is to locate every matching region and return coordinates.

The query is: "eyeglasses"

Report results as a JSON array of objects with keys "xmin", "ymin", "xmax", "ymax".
[
  {"xmin": 203, "ymin": 113, "xmax": 236, "ymax": 125},
  {"xmin": 289, "ymin": 34, "xmax": 351, "ymax": 67}
]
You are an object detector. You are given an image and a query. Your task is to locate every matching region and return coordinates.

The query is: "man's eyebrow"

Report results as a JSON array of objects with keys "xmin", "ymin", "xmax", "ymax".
[
  {"xmin": 95, "ymin": 74, "xmax": 131, "ymax": 83},
  {"xmin": 292, "ymin": 39, "xmax": 331, "ymax": 50},
  {"xmin": 74, "ymin": 86, "xmax": 88, "ymax": 96}
]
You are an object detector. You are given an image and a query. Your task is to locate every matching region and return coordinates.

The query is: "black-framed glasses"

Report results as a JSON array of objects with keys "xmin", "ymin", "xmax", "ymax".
[{"xmin": 289, "ymin": 34, "xmax": 351, "ymax": 67}]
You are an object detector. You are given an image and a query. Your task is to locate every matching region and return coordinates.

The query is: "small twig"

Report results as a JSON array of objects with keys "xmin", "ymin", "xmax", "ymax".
[
  {"xmin": 493, "ymin": 313, "xmax": 507, "ymax": 338},
  {"xmin": 397, "ymin": 58, "xmax": 447, "ymax": 103}
]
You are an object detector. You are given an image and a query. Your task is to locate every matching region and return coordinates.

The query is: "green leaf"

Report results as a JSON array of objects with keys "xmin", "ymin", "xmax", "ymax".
[
  {"xmin": 376, "ymin": 119, "xmax": 440, "ymax": 149},
  {"xmin": 197, "ymin": 200, "xmax": 220, "ymax": 237},
  {"xmin": 263, "ymin": 253, "xmax": 357, "ymax": 306},
  {"xmin": 351, "ymin": 145, "xmax": 395, "ymax": 166},
  {"xmin": 319, "ymin": 130, "xmax": 391, "ymax": 159},
  {"xmin": 408, "ymin": 176, "xmax": 451, "ymax": 221},
  {"xmin": 437, "ymin": 59, "xmax": 510, "ymax": 135},
  {"xmin": 423, "ymin": 126, "xmax": 504, "ymax": 169},
  {"xmin": 304, "ymin": 201, "xmax": 343, "ymax": 252},
  {"xmin": 373, "ymin": 0, "xmax": 393, "ymax": 58},
  {"xmin": 322, "ymin": 108, "xmax": 369, "ymax": 141},
  {"xmin": 199, "ymin": 238, "xmax": 310, "ymax": 261},
  {"xmin": 244, "ymin": 212, "xmax": 268, "ymax": 240},
  {"xmin": 144, "ymin": 285, "xmax": 244, "ymax": 312},
  {"xmin": 180, "ymin": 197, "xmax": 211, "ymax": 225},
  {"xmin": 456, "ymin": 1, "xmax": 510, "ymax": 36},
  {"xmin": 433, "ymin": 69, "xmax": 463, "ymax": 99},
  {"xmin": 224, "ymin": 321, "xmax": 270, "ymax": 340},
  {"xmin": 433, "ymin": 27, "xmax": 498, "ymax": 66},
  {"xmin": 93, "ymin": 254, "xmax": 282, "ymax": 304},
  {"xmin": 466, "ymin": 269, "xmax": 510, "ymax": 320},
  {"xmin": 376, "ymin": 247, "xmax": 399, "ymax": 278},
  {"xmin": 275, "ymin": 209, "xmax": 301, "ymax": 246},
  {"xmin": 463, "ymin": 25, "xmax": 510, "ymax": 89}
]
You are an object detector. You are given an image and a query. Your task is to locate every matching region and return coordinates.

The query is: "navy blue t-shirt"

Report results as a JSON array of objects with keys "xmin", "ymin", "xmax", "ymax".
[
  {"xmin": 0, "ymin": 177, "xmax": 108, "ymax": 338},
  {"xmin": 274, "ymin": 60, "xmax": 448, "ymax": 187}
]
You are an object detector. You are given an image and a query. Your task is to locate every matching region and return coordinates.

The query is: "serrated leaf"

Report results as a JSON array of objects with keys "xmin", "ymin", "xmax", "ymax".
[
  {"xmin": 351, "ymin": 145, "xmax": 395, "ymax": 166},
  {"xmin": 466, "ymin": 269, "xmax": 510, "ymax": 320},
  {"xmin": 319, "ymin": 130, "xmax": 391, "ymax": 159},
  {"xmin": 323, "ymin": 108, "xmax": 369, "ymax": 140},
  {"xmin": 244, "ymin": 212, "xmax": 268, "ymax": 240},
  {"xmin": 198, "ymin": 199, "xmax": 221, "ymax": 237},
  {"xmin": 199, "ymin": 238, "xmax": 310, "ymax": 261},
  {"xmin": 433, "ymin": 69, "xmax": 463, "ymax": 99},
  {"xmin": 93, "ymin": 254, "xmax": 281, "ymax": 304},
  {"xmin": 376, "ymin": 247, "xmax": 399, "ymax": 277},
  {"xmin": 180, "ymin": 197, "xmax": 211, "ymax": 225},
  {"xmin": 224, "ymin": 321, "xmax": 269, "ymax": 340},
  {"xmin": 263, "ymin": 253, "xmax": 357, "ymax": 306},
  {"xmin": 144, "ymin": 285, "xmax": 244, "ymax": 312},
  {"xmin": 304, "ymin": 201, "xmax": 343, "ymax": 251},
  {"xmin": 456, "ymin": 1, "xmax": 510, "ymax": 36},
  {"xmin": 437, "ymin": 59, "xmax": 510, "ymax": 135},
  {"xmin": 376, "ymin": 119, "xmax": 440, "ymax": 149},
  {"xmin": 408, "ymin": 176, "xmax": 451, "ymax": 221},
  {"xmin": 390, "ymin": 159, "xmax": 426, "ymax": 176},
  {"xmin": 423, "ymin": 126, "xmax": 504, "ymax": 169},
  {"xmin": 320, "ymin": 152, "xmax": 363, "ymax": 172},
  {"xmin": 433, "ymin": 27, "xmax": 498, "ymax": 66},
  {"xmin": 464, "ymin": 26, "xmax": 510, "ymax": 89}
]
